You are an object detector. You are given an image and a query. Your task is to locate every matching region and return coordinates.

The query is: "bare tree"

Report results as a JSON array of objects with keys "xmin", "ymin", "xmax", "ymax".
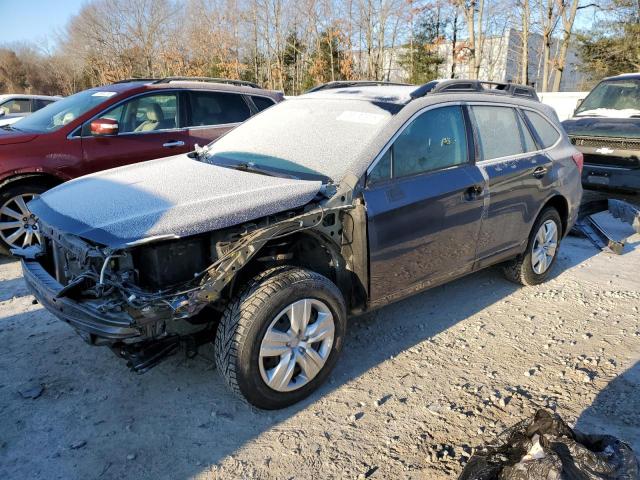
[
  {"xmin": 551, "ymin": 0, "xmax": 595, "ymax": 91},
  {"xmin": 456, "ymin": 0, "xmax": 485, "ymax": 79},
  {"xmin": 520, "ymin": 0, "xmax": 530, "ymax": 84}
]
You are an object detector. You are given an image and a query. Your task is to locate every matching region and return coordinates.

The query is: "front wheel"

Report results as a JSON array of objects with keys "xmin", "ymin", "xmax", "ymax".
[
  {"xmin": 0, "ymin": 182, "xmax": 49, "ymax": 254},
  {"xmin": 503, "ymin": 207, "xmax": 562, "ymax": 286},
  {"xmin": 214, "ymin": 267, "xmax": 347, "ymax": 409}
]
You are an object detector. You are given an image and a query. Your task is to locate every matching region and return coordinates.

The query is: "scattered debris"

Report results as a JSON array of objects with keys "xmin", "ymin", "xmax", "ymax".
[{"xmin": 459, "ymin": 410, "xmax": 639, "ymax": 479}]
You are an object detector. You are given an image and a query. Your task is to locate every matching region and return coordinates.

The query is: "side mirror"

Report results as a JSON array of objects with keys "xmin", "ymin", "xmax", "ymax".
[{"xmin": 90, "ymin": 118, "xmax": 119, "ymax": 136}]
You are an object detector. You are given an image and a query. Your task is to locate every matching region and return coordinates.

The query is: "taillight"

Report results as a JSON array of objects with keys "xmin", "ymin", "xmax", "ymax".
[{"xmin": 572, "ymin": 151, "xmax": 584, "ymax": 173}]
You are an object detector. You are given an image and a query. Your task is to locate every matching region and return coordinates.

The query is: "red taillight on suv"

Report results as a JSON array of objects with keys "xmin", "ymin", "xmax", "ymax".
[{"xmin": 572, "ymin": 151, "xmax": 584, "ymax": 173}]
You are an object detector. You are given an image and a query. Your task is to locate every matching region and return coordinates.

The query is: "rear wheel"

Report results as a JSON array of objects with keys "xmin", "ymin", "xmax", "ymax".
[
  {"xmin": 214, "ymin": 267, "xmax": 346, "ymax": 409},
  {"xmin": 503, "ymin": 207, "xmax": 562, "ymax": 286},
  {"xmin": 0, "ymin": 182, "xmax": 49, "ymax": 253}
]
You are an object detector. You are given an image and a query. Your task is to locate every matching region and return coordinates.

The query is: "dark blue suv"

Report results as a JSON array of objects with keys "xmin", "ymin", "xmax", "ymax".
[{"xmin": 20, "ymin": 80, "xmax": 583, "ymax": 409}]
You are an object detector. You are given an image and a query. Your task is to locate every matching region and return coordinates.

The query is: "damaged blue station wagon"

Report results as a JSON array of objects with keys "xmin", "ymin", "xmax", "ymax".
[{"xmin": 18, "ymin": 80, "xmax": 583, "ymax": 409}]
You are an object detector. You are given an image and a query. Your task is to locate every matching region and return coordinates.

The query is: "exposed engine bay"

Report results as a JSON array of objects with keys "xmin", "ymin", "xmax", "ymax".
[{"xmin": 17, "ymin": 189, "xmax": 366, "ymax": 370}]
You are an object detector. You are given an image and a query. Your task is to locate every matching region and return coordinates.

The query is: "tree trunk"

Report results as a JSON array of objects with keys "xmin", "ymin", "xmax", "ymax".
[
  {"xmin": 474, "ymin": 0, "xmax": 484, "ymax": 80},
  {"xmin": 541, "ymin": 0, "xmax": 554, "ymax": 92},
  {"xmin": 520, "ymin": 0, "xmax": 529, "ymax": 85},
  {"xmin": 451, "ymin": 7, "xmax": 458, "ymax": 79},
  {"xmin": 551, "ymin": 0, "xmax": 579, "ymax": 92},
  {"xmin": 464, "ymin": 3, "xmax": 476, "ymax": 80}
]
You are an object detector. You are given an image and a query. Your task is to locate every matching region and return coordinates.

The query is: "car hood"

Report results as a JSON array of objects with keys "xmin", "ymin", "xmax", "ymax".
[
  {"xmin": 0, "ymin": 114, "xmax": 25, "ymax": 127},
  {"xmin": 0, "ymin": 129, "xmax": 39, "ymax": 144},
  {"xmin": 562, "ymin": 116, "xmax": 640, "ymax": 139},
  {"xmin": 29, "ymin": 154, "xmax": 323, "ymax": 248}
]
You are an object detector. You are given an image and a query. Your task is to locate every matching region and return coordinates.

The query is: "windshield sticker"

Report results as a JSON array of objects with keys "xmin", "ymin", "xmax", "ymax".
[
  {"xmin": 91, "ymin": 91, "xmax": 117, "ymax": 97},
  {"xmin": 337, "ymin": 111, "xmax": 386, "ymax": 125}
]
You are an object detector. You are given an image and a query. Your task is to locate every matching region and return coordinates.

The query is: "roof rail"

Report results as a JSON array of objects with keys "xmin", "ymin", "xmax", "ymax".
[
  {"xmin": 154, "ymin": 77, "xmax": 261, "ymax": 89},
  {"xmin": 306, "ymin": 80, "xmax": 411, "ymax": 93},
  {"xmin": 410, "ymin": 79, "xmax": 539, "ymax": 101},
  {"xmin": 112, "ymin": 78, "xmax": 158, "ymax": 84}
]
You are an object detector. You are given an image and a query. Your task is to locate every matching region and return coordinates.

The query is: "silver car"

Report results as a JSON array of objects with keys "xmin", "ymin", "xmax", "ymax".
[{"xmin": 0, "ymin": 94, "xmax": 61, "ymax": 126}]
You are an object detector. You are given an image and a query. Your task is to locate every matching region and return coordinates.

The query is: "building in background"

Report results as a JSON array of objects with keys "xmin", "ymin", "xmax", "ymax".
[{"xmin": 376, "ymin": 28, "xmax": 587, "ymax": 92}]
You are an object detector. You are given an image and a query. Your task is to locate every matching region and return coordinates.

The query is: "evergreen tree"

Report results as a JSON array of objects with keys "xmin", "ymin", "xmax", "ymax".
[
  {"xmin": 399, "ymin": 9, "xmax": 445, "ymax": 84},
  {"xmin": 577, "ymin": 0, "xmax": 640, "ymax": 82}
]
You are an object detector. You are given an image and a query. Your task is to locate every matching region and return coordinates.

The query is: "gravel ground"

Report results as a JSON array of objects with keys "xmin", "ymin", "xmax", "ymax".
[{"xmin": 0, "ymin": 217, "xmax": 639, "ymax": 479}]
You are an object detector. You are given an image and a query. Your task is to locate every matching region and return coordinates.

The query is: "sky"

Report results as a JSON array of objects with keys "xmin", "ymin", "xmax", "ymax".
[
  {"xmin": 0, "ymin": 0, "xmax": 600, "ymax": 49},
  {"xmin": 0, "ymin": 0, "xmax": 85, "ymax": 48}
]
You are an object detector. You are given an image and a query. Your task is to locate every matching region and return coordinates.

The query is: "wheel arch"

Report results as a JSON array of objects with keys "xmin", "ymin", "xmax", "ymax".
[
  {"xmin": 225, "ymin": 229, "xmax": 360, "ymax": 310},
  {"xmin": 539, "ymin": 194, "xmax": 569, "ymax": 237},
  {"xmin": 0, "ymin": 172, "xmax": 64, "ymax": 193}
]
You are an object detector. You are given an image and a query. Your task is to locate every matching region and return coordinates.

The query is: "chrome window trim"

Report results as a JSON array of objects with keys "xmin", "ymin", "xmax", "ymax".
[
  {"xmin": 187, "ymin": 122, "xmax": 242, "ymax": 131},
  {"xmin": 365, "ymin": 101, "xmax": 465, "ymax": 181}
]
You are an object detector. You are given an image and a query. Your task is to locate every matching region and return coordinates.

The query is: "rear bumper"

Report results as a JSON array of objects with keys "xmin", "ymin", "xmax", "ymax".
[
  {"xmin": 21, "ymin": 259, "xmax": 142, "ymax": 342},
  {"xmin": 582, "ymin": 164, "xmax": 640, "ymax": 193}
]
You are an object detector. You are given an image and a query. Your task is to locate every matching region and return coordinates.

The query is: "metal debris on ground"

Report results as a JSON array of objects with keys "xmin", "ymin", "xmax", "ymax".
[{"xmin": 572, "ymin": 198, "xmax": 640, "ymax": 255}]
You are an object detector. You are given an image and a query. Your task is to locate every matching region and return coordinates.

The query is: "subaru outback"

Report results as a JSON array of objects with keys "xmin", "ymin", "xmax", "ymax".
[
  {"xmin": 18, "ymin": 80, "xmax": 583, "ymax": 409},
  {"xmin": 0, "ymin": 77, "xmax": 283, "ymax": 253}
]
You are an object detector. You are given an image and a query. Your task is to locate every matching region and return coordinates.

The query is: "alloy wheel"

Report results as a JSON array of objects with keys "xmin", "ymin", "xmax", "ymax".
[
  {"xmin": 531, "ymin": 219, "xmax": 558, "ymax": 275},
  {"xmin": 0, "ymin": 193, "xmax": 42, "ymax": 250},
  {"xmin": 258, "ymin": 298, "xmax": 335, "ymax": 393}
]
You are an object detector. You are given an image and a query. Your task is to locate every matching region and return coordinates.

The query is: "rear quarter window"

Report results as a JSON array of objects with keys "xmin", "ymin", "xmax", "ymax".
[
  {"xmin": 251, "ymin": 96, "xmax": 276, "ymax": 112},
  {"xmin": 524, "ymin": 110, "xmax": 560, "ymax": 148}
]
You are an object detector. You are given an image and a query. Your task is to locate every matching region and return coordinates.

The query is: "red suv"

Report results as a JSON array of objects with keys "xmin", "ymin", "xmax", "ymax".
[{"xmin": 0, "ymin": 77, "xmax": 283, "ymax": 252}]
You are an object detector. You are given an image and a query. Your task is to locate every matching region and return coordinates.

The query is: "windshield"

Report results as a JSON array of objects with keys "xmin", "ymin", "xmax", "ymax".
[
  {"xmin": 203, "ymin": 98, "xmax": 397, "ymax": 181},
  {"xmin": 576, "ymin": 79, "xmax": 640, "ymax": 118},
  {"xmin": 12, "ymin": 89, "xmax": 118, "ymax": 132}
]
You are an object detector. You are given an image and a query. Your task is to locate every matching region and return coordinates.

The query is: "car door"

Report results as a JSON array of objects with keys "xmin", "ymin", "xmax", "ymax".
[
  {"xmin": 469, "ymin": 104, "xmax": 555, "ymax": 268},
  {"xmin": 185, "ymin": 90, "xmax": 253, "ymax": 148},
  {"xmin": 364, "ymin": 104, "xmax": 487, "ymax": 304},
  {"xmin": 81, "ymin": 91, "xmax": 190, "ymax": 172}
]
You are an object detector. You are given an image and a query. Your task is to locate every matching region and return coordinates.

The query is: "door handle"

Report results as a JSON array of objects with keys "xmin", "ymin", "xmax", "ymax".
[
  {"xmin": 464, "ymin": 184, "xmax": 483, "ymax": 201},
  {"xmin": 533, "ymin": 166, "xmax": 548, "ymax": 178},
  {"xmin": 163, "ymin": 140, "xmax": 185, "ymax": 148}
]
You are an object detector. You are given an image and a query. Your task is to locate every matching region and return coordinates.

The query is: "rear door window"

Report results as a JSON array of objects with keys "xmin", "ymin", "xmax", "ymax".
[
  {"xmin": 471, "ymin": 105, "xmax": 531, "ymax": 160},
  {"xmin": 251, "ymin": 96, "xmax": 276, "ymax": 112},
  {"xmin": 188, "ymin": 91, "xmax": 251, "ymax": 126},
  {"xmin": 523, "ymin": 110, "xmax": 560, "ymax": 148}
]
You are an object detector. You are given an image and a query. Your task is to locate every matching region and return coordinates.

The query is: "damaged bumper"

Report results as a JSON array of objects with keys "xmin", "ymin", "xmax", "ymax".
[{"xmin": 22, "ymin": 259, "xmax": 141, "ymax": 343}]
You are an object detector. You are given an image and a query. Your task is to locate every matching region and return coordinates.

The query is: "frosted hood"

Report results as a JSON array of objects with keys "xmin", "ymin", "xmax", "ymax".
[{"xmin": 29, "ymin": 154, "xmax": 323, "ymax": 248}]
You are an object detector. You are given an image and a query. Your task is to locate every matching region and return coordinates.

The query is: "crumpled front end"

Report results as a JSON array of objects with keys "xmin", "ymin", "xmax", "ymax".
[
  {"xmin": 20, "ymin": 220, "xmax": 179, "ymax": 345},
  {"xmin": 18, "ymin": 201, "xmax": 352, "ymax": 353}
]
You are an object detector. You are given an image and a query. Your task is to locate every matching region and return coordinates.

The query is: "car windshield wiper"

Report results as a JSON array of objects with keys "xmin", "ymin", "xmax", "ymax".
[{"xmin": 216, "ymin": 161, "xmax": 300, "ymax": 179}]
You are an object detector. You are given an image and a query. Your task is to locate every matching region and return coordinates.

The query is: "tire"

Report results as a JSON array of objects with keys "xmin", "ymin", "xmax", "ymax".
[
  {"xmin": 214, "ymin": 266, "xmax": 347, "ymax": 409},
  {"xmin": 0, "ymin": 181, "xmax": 49, "ymax": 254},
  {"xmin": 503, "ymin": 207, "xmax": 563, "ymax": 286}
]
